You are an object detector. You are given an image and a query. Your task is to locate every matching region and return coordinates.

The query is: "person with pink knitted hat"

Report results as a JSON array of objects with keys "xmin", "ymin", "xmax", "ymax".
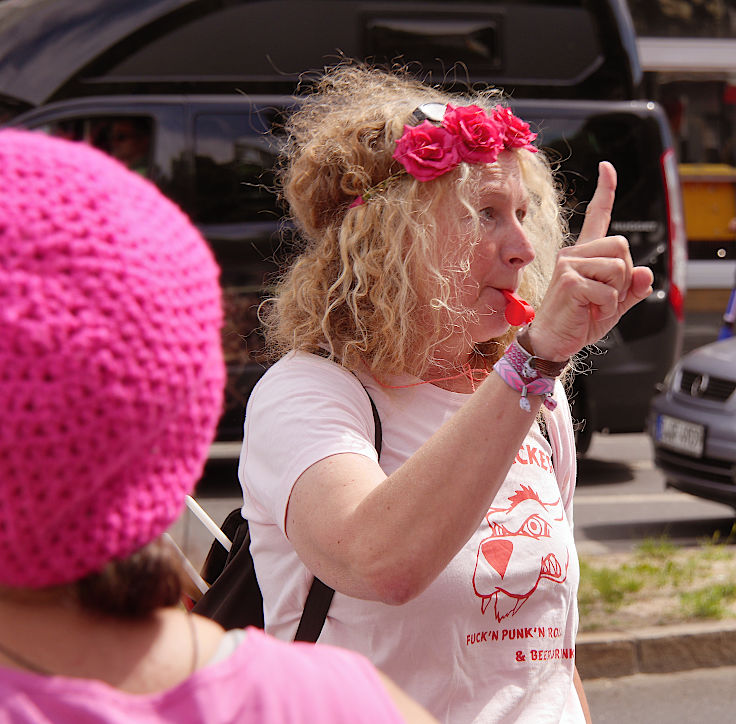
[{"xmin": 0, "ymin": 129, "xmax": 436, "ymax": 723}]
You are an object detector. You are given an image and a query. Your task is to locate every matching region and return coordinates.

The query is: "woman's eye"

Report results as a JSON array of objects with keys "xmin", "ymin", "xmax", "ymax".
[
  {"xmin": 516, "ymin": 209, "xmax": 527, "ymax": 223},
  {"xmin": 480, "ymin": 207, "xmax": 495, "ymax": 221}
]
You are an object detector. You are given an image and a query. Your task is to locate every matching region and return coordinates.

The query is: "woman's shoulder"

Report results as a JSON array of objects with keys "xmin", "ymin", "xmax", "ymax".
[
  {"xmin": 243, "ymin": 352, "xmax": 378, "ymax": 462},
  {"xmin": 262, "ymin": 350, "xmax": 359, "ymax": 383},
  {"xmin": 251, "ymin": 351, "xmax": 368, "ymax": 406}
]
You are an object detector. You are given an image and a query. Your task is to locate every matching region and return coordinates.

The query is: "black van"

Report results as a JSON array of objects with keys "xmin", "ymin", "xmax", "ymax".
[{"xmin": 0, "ymin": 0, "xmax": 686, "ymax": 456}]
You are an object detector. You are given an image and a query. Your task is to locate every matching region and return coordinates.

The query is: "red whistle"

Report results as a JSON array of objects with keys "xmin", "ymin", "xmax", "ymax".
[{"xmin": 501, "ymin": 290, "xmax": 535, "ymax": 326}]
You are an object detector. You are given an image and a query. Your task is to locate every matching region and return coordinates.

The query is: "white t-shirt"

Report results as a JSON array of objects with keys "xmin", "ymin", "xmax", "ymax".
[{"xmin": 239, "ymin": 352, "xmax": 583, "ymax": 724}]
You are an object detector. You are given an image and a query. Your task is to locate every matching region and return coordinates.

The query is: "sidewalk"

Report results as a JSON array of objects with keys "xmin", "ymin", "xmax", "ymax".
[
  {"xmin": 577, "ymin": 619, "xmax": 736, "ymax": 680},
  {"xmin": 575, "ymin": 537, "xmax": 736, "ymax": 681}
]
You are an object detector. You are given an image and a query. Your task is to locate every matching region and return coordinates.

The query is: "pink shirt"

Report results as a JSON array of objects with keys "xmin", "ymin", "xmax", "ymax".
[{"xmin": 0, "ymin": 628, "xmax": 406, "ymax": 723}]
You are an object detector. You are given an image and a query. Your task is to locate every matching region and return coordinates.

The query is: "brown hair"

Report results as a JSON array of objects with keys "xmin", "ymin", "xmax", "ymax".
[
  {"xmin": 0, "ymin": 538, "xmax": 185, "ymax": 618},
  {"xmin": 74, "ymin": 537, "xmax": 184, "ymax": 617}
]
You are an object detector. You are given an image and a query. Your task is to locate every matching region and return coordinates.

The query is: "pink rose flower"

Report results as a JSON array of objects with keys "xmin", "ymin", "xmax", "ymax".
[
  {"xmin": 442, "ymin": 104, "xmax": 505, "ymax": 163},
  {"xmin": 492, "ymin": 106, "xmax": 538, "ymax": 152},
  {"xmin": 392, "ymin": 121, "xmax": 461, "ymax": 181}
]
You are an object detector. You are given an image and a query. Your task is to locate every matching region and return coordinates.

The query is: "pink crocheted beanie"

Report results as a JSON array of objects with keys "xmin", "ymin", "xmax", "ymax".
[{"xmin": 0, "ymin": 130, "xmax": 225, "ymax": 588}]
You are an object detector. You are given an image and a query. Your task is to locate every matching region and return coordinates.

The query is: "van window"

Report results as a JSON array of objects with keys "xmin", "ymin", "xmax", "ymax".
[
  {"xmin": 192, "ymin": 113, "xmax": 278, "ymax": 224},
  {"xmin": 37, "ymin": 115, "xmax": 154, "ymax": 178}
]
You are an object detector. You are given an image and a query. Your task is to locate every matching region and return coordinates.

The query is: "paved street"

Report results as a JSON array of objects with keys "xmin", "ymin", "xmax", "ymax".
[
  {"xmin": 575, "ymin": 432, "xmax": 735, "ymax": 556},
  {"xmin": 572, "ymin": 305, "xmax": 735, "ymax": 554},
  {"xmin": 585, "ymin": 665, "xmax": 736, "ymax": 722}
]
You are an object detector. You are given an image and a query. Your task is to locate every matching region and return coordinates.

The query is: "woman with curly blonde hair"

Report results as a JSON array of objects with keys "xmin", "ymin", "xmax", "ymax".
[{"xmin": 238, "ymin": 64, "xmax": 652, "ymax": 723}]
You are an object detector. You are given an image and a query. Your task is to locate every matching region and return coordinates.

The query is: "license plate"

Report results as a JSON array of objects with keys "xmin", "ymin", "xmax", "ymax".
[{"xmin": 656, "ymin": 414, "xmax": 705, "ymax": 457}]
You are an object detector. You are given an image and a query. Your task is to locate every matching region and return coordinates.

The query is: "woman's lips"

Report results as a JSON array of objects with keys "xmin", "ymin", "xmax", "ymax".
[{"xmin": 501, "ymin": 289, "xmax": 535, "ymax": 326}]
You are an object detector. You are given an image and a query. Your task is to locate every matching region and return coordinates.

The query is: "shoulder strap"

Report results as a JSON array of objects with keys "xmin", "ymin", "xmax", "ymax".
[
  {"xmin": 367, "ymin": 387, "xmax": 383, "ymax": 457},
  {"xmin": 294, "ymin": 577, "xmax": 334, "ymax": 642},
  {"xmin": 291, "ymin": 367, "xmax": 381, "ymax": 642}
]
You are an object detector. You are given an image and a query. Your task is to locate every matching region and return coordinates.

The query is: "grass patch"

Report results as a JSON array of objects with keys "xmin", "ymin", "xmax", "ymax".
[
  {"xmin": 680, "ymin": 584, "xmax": 736, "ymax": 619},
  {"xmin": 579, "ymin": 561, "xmax": 642, "ymax": 607},
  {"xmin": 578, "ymin": 533, "xmax": 736, "ymax": 631},
  {"xmin": 635, "ymin": 535, "xmax": 678, "ymax": 560},
  {"xmin": 699, "ymin": 523, "xmax": 736, "ymax": 561}
]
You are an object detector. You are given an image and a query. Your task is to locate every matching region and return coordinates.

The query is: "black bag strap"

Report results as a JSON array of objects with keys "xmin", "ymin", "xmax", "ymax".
[
  {"xmin": 194, "ymin": 370, "xmax": 382, "ymax": 641},
  {"xmin": 366, "ymin": 386, "xmax": 383, "ymax": 457},
  {"xmin": 294, "ymin": 577, "xmax": 334, "ymax": 642},
  {"xmin": 293, "ymin": 385, "xmax": 381, "ymax": 642}
]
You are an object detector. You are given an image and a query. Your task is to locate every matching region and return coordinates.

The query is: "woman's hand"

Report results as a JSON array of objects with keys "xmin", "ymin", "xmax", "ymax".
[{"xmin": 527, "ymin": 161, "xmax": 654, "ymax": 361}]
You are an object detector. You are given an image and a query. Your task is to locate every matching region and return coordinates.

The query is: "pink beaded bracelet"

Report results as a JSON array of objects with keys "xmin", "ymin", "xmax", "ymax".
[{"xmin": 493, "ymin": 340, "xmax": 558, "ymax": 412}]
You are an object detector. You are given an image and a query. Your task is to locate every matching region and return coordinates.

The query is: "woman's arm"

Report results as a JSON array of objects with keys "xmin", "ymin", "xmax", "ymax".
[
  {"xmin": 574, "ymin": 666, "xmax": 593, "ymax": 724},
  {"xmin": 286, "ymin": 163, "xmax": 653, "ymax": 604},
  {"xmin": 287, "ymin": 374, "xmax": 549, "ymax": 603}
]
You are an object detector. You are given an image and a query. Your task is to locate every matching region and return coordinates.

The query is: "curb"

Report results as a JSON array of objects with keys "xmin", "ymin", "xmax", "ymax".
[{"xmin": 576, "ymin": 619, "xmax": 736, "ymax": 680}]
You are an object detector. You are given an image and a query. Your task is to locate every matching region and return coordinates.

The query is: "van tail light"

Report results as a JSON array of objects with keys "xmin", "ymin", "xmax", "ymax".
[{"xmin": 661, "ymin": 148, "xmax": 688, "ymax": 321}]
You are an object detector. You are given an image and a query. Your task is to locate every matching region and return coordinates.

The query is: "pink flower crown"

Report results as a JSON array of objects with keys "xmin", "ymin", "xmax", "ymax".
[{"xmin": 350, "ymin": 102, "xmax": 537, "ymax": 207}]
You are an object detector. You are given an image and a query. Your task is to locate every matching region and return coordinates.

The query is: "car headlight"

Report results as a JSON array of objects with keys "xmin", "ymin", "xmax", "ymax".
[{"xmin": 660, "ymin": 364, "xmax": 680, "ymax": 393}]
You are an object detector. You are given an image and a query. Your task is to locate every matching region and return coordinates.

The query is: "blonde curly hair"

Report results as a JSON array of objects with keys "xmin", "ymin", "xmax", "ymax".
[{"xmin": 263, "ymin": 64, "xmax": 568, "ymax": 379}]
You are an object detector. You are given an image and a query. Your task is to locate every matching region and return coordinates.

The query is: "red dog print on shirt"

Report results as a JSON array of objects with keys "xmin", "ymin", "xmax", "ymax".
[{"xmin": 472, "ymin": 485, "xmax": 569, "ymax": 621}]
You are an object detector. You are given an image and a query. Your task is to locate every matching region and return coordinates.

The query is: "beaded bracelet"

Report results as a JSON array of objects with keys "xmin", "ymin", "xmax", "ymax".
[{"xmin": 492, "ymin": 339, "xmax": 558, "ymax": 412}]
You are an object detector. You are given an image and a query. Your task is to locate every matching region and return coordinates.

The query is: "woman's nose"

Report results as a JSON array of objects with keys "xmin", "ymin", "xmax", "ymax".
[{"xmin": 504, "ymin": 219, "xmax": 535, "ymax": 269}]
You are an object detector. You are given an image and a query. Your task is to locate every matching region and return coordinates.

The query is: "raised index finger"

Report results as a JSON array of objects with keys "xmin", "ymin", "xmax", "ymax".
[{"xmin": 577, "ymin": 161, "xmax": 616, "ymax": 244}]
